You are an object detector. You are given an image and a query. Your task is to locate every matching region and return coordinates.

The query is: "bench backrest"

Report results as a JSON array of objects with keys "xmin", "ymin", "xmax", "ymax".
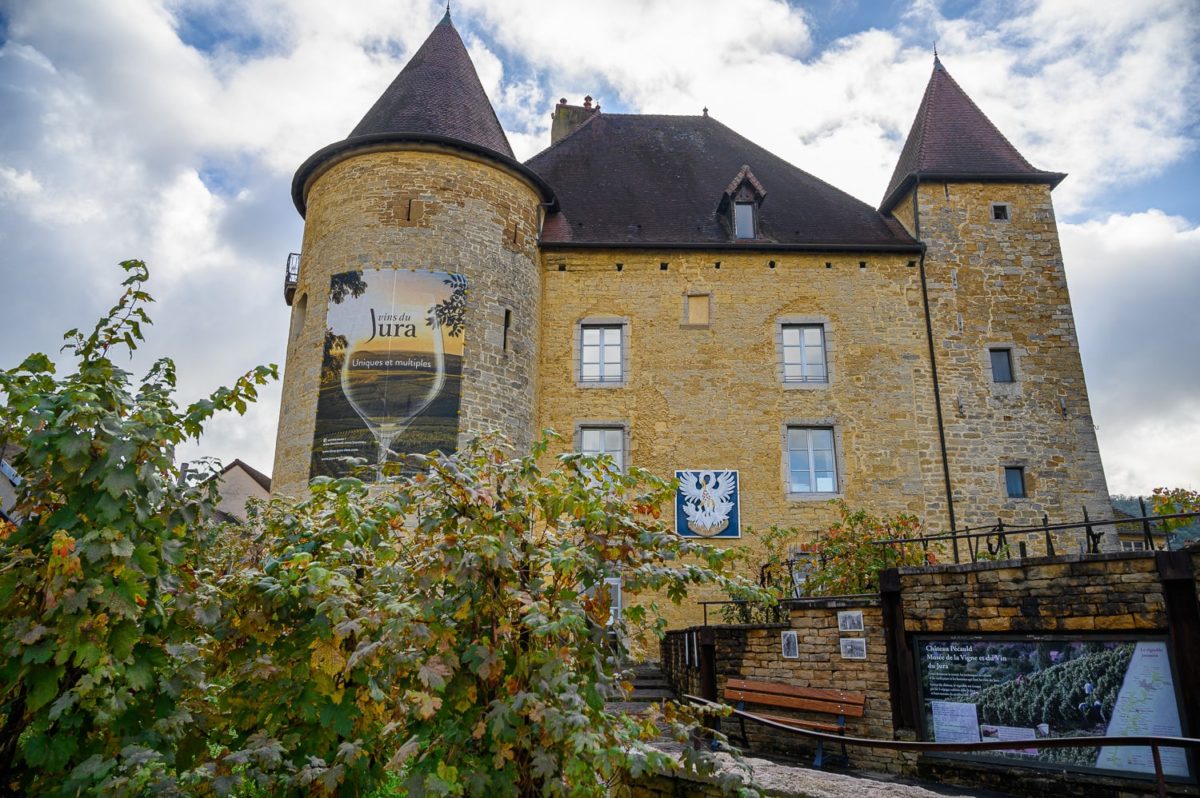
[{"xmin": 724, "ymin": 678, "xmax": 866, "ymax": 718}]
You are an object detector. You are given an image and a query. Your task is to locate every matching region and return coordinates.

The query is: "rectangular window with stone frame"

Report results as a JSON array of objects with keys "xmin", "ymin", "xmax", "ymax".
[
  {"xmin": 578, "ymin": 425, "xmax": 626, "ymax": 473},
  {"xmin": 787, "ymin": 426, "xmax": 837, "ymax": 493},
  {"xmin": 782, "ymin": 324, "xmax": 828, "ymax": 383},
  {"xmin": 580, "ymin": 324, "xmax": 624, "ymax": 384}
]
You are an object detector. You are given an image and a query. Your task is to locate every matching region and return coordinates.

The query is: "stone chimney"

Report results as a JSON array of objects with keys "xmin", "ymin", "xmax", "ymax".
[{"xmin": 551, "ymin": 96, "xmax": 600, "ymax": 145}]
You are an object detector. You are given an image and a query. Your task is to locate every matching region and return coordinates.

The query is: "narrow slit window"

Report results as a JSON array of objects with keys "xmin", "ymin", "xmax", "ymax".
[
  {"xmin": 502, "ymin": 308, "xmax": 512, "ymax": 351},
  {"xmin": 1004, "ymin": 466, "xmax": 1026, "ymax": 498},
  {"xmin": 990, "ymin": 348, "xmax": 1014, "ymax": 383}
]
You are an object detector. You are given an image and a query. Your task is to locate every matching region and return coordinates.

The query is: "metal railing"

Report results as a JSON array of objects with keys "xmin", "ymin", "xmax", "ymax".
[
  {"xmin": 283, "ymin": 252, "xmax": 300, "ymax": 305},
  {"xmin": 684, "ymin": 694, "xmax": 1200, "ymax": 797},
  {"xmin": 867, "ymin": 509, "xmax": 1200, "ymax": 565}
]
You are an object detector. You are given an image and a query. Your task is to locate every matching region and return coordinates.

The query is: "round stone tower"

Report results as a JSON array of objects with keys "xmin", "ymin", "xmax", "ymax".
[{"xmin": 271, "ymin": 10, "xmax": 554, "ymax": 497}]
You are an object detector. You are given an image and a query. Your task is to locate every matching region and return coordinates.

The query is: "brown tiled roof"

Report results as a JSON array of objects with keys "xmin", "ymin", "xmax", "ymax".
[
  {"xmin": 527, "ymin": 113, "xmax": 918, "ymax": 250},
  {"xmin": 881, "ymin": 57, "xmax": 1064, "ymax": 212},
  {"xmin": 349, "ymin": 11, "xmax": 513, "ymax": 158}
]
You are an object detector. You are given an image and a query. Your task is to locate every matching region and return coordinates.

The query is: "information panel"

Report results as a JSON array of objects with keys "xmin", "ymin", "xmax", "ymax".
[
  {"xmin": 310, "ymin": 269, "xmax": 466, "ymax": 482},
  {"xmin": 915, "ymin": 637, "xmax": 1190, "ymax": 778}
]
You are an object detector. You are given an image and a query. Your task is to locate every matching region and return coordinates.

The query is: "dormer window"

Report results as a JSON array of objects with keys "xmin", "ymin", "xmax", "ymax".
[
  {"xmin": 734, "ymin": 203, "xmax": 756, "ymax": 239},
  {"xmin": 719, "ymin": 164, "xmax": 767, "ymax": 242}
]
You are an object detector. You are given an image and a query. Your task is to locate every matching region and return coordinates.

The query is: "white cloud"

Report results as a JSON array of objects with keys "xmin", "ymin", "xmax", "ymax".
[
  {"xmin": 0, "ymin": 0, "xmax": 1196, "ymax": 492},
  {"xmin": 1061, "ymin": 210, "xmax": 1200, "ymax": 494}
]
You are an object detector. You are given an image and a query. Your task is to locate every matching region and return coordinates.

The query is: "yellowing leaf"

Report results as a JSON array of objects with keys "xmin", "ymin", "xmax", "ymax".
[{"xmin": 310, "ymin": 638, "xmax": 347, "ymax": 677}]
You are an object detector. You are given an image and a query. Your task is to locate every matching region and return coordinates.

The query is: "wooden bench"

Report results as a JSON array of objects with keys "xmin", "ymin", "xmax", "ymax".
[{"xmin": 722, "ymin": 678, "xmax": 867, "ymax": 768}]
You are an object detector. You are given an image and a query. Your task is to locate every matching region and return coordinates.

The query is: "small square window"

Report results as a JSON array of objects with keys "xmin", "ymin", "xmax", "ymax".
[
  {"xmin": 1120, "ymin": 540, "xmax": 1147, "ymax": 552},
  {"xmin": 782, "ymin": 325, "xmax": 827, "ymax": 383},
  {"xmin": 788, "ymin": 427, "xmax": 838, "ymax": 493},
  {"xmin": 580, "ymin": 324, "xmax": 624, "ymax": 383},
  {"xmin": 990, "ymin": 348, "xmax": 1014, "ymax": 383},
  {"xmin": 1004, "ymin": 466, "xmax": 1026, "ymax": 499},
  {"xmin": 580, "ymin": 425, "xmax": 625, "ymax": 473},
  {"xmin": 734, "ymin": 203, "xmax": 756, "ymax": 239},
  {"xmin": 991, "ymin": 203, "xmax": 1010, "ymax": 222},
  {"xmin": 685, "ymin": 293, "xmax": 710, "ymax": 326}
]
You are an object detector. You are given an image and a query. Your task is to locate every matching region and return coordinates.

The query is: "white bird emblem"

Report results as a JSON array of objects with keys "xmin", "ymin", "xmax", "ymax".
[{"xmin": 679, "ymin": 470, "xmax": 737, "ymax": 536}]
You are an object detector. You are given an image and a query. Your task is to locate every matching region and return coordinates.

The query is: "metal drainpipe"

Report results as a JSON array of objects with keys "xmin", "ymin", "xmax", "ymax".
[{"xmin": 913, "ymin": 177, "xmax": 959, "ymax": 561}]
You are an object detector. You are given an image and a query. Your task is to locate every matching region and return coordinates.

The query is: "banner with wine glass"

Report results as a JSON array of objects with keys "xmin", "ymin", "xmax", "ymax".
[{"xmin": 310, "ymin": 268, "xmax": 466, "ymax": 482}]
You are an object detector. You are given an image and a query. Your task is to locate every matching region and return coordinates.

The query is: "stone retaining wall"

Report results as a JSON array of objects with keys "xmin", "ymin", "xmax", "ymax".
[{"xmin": 660, "ymin": 550, "xmax": 1200, "ymax": 796}]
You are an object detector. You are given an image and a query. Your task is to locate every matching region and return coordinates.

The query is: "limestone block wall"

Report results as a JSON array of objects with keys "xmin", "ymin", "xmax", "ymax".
[
  {"xmin": 899, "ymin": 553, "xmax": 1167, "ymax": 634},
  {"xmin": 272, "ymin": 148, "xmax": 542, "ymax": 497},
  {"xmin": 662, "ymin": 597, "xmax": 902, "ymax": 773},
  {"xmin": 907, "ymin": 182, "xmax": 1110, "ymax": 534},
  {"xmin": 536, "ymin": 250, "xmax": 945, "ymax": 629},
  {"xmin": 661, "ymin": 552, "xmax": 1200, "ymax": 793}
]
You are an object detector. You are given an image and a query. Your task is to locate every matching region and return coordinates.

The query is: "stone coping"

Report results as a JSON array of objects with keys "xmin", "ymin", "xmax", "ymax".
[{"xmin": 895, "ymin": 550, "xmax": 1159, "ymax": 577}]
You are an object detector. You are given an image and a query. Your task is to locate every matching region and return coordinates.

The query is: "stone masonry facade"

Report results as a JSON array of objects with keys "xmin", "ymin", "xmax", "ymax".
[
  {"xmin": 537, "ymin": 250, "xmax": 945, "ymax": 630},
  {"xmin": 270, "ymin": 18, "xmax": 1116, "ymax": 631},
  {"xmin": 660, "ymin": 550, "xmax": 1200, "ymax": 796},
  {"xmin": 894, "ymin": 182, "xmax": 1111, "ymax": 536},
  {"xmin": 273, "ymin": 148, "xmax": 1116, "ymax": 629},
  {"xmin": 273, "ymin": 148, "xmax": 543, "ymax": 497}
]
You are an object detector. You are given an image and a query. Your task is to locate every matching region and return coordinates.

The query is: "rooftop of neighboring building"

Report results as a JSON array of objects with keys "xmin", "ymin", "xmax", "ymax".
[{"xmin": 213, "ymin": 459, "xmax": 272, "ymax": 524}]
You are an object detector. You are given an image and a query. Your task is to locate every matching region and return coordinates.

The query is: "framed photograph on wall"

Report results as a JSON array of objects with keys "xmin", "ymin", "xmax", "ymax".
[
  {"xmin": 838, "ymin": 610, "xmax": 864, "ymax": 632},
  {"xmin": 781, "ymin": 630, "xmax": 799, "ymax": 659},
  {"xmin": 840, "ymin": 637, "xmax": 867, "ymax": 660}
]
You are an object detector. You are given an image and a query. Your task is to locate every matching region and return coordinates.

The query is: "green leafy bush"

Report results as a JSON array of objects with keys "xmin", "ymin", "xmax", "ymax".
[
  {"xmin": 200, "ymin": 438, "xmax": 760, "ymax": 796},
  {"xmin": 1, "ymin": 261, "xmax": 759, "ymax": 797},
  {"xmin": 0, "ymin": 260, "xmax": 275, "ymax": 795}
]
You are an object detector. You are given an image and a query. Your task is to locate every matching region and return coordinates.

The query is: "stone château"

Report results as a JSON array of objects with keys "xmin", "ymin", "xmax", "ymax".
[{"xmin": 271, "ymin": 10, "xmax": 1110, "ymax": 622}]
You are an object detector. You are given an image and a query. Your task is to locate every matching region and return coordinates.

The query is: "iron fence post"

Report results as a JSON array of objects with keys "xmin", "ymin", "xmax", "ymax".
[{"xmin": 1140, "ymin": 497, "xmax": 1156, "ymax": 550}]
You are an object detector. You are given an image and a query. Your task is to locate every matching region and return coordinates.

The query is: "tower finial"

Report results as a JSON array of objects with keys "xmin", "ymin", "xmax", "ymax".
[
  {"xmin": 933, "ymin": 43, "xmax": 943, "ymax": 70},
  {"xmin": 441, "ymin": 1, "xmax": 452, "ymax": 25}
]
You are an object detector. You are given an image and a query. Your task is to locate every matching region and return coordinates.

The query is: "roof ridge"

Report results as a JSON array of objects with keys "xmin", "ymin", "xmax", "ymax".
[
  {"xmin": 524, "ymin": 107, "xmax": 605, "ymax": 162},
  {"xmin": 528, "ymin": 113, "xmax": 917, "ymax": 249}
]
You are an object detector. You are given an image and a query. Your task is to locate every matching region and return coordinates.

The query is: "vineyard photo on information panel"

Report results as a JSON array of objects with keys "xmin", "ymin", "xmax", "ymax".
[
  {"xmin": 310, "ymin": 268, "xmax": 466, "ymax": 481},
  {"xmin": 917, "ymin": 638, "xmax": 1189, "ymax": 778}
]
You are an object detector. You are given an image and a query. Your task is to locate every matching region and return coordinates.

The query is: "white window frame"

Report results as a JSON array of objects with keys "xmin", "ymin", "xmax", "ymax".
[
  {"xmin": 575, "ymin": 422, "xmax": 629, "ymax": 474},
  {"xmin": 1120, "ymin": 540, "xmax": 1148, "ymax": 552},
  {"xmin": 776, "ymin": 317, "xmax": 833, "ymax": 389},
  {"xmin": 781, "ymin": 323, "xmax": 828, "ymax": 384},
  {"xmin": 734, "ymin": 202, "xmax": 756, "ymax": 239},
  {"xmin": 784, "ymin": 424, "xmax": 841, "ymax": 498},
  {"xmin": 575, "ymin": 317, "xmax": 628, "ymax": 388}
]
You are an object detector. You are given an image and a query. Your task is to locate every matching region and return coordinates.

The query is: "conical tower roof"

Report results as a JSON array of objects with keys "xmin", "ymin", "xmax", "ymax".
[
  {"xmin": 880, "ymin": 57, "xmax": 1063, "ymax": 213},
  {"xmin": 349, "ymin": 10, "xmax": 513, "ymax": 157},
  {"xmin": 292, "ymin": 11, "xmax": 553, "ymax": 216}
]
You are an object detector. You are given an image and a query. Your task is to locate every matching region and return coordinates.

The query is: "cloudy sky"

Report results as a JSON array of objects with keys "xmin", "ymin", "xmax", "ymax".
[{"xmin": 0, "ymin": 0, "xmax": 1197, "ymax": 497}]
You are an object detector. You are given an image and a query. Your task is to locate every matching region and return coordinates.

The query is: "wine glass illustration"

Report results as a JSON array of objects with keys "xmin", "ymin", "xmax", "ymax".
[{"xmin": 340, "ymin": 303, "xmax": 445, "ymax": 481}]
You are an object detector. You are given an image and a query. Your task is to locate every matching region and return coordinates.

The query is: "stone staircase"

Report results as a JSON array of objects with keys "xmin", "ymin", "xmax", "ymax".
[{"xmin": 606, "ymin": 661, "xmax": 675, "ymax": 715}]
